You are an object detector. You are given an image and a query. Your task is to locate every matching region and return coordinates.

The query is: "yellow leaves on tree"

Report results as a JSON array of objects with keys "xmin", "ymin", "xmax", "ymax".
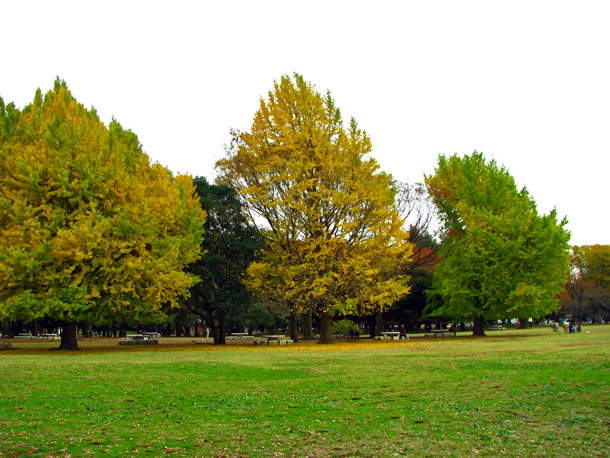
[
  {"xmin": 216, "ymin": 74, "xmax": 413, "ymax": 343},
  {"xmin": 0, "ymin": 79, "xmax": 205, "ymax": 349}
]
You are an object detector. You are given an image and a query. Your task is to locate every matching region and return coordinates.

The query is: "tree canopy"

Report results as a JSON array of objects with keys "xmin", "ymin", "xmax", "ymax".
[
  {"xmin": 561, "ymin": 245, "xmax": 610, "ymax": 322},
  {"xmin": 185, "ymin": 177, "xmax": 268, "ymax": 344},
  {"xmin": 424, "ymin": 152, "xmax": 570, "ymax": 335},
  {"xmin": 0, "ymin": 79, "xmax": 206, "ymax": 349},
  {"xmin": 215, "ymin": 74, "xmax": 413, "ymax": 343}
]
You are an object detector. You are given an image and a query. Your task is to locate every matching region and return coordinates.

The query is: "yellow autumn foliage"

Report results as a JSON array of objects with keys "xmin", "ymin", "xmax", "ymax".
[
  {"xmin": 216, "ymin": 74, "xmax": 413, "ymax": 338},
  {"xmin": 0, "ymin": 79, "xmax": 205, "ymax": 326}
]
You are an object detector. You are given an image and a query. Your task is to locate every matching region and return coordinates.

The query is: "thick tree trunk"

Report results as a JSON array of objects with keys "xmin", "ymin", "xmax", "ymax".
[
  {"xmin": 302, "ymin": 311, "xmax": 313, "ymax": 340},
  {"xmin": 217, "ymin": 316, "xmax": 226, "ymax": 345},
  {"xmin": 289, "ymin": 311, "xmax": 299, "ymax": 343},
  {"xmin": 375, "ymin": 311, "xmax": 384, "ymax": 336},
  {"xmin": 12, "ymin": 320, "xmax": 23, "ymax": 336},
  {"xmin": 472, "ymin": 316, "xmax": 486, "ymax": 336},
  {"xmin": 318, "ymin": 312, "xmax": 334, "ymax": 344},
  {"xmin": 210, "ymin": 321, "xmax": 219, "ymax": 344},
  {"xmin": 518, "ymin": 318, "xmax": 529, "ymax": 329},
  {"xmin": 367, "ymin": 314, "xmax": 377, "ymax": 338},
  {"xmin": 59, "ymin": 321, "xmax": 79, "ymax": 351}
]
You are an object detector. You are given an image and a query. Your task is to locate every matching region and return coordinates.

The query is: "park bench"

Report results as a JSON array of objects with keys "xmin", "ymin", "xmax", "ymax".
[
  {"xmin": 226, "ymin": 334, "xmax": 254, "ymax": 341},
  {"xmin": 381, "ymin": 331, "xmax": 401, "ymax": 340},
  {"xmin": 118, "ymin": 334, "xmax": 159, "ymax": 345},
  {"xmin": 260, "ymin": 335, "xmax": 294, "ymax": 345},
  {"xmin": 425, "ymin": 329, "xmax": 455, "ymax": 337},
  {"xmin": 39, "ymin": 334, "xmax": 60, "ymax": 340},
  {"xmin": 487, "ymin": 326, "xmax": 507, "ymax": 331}
]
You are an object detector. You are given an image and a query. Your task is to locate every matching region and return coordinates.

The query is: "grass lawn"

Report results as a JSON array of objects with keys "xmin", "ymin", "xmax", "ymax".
[{"xmin": 1, "ymin": 325, "xmax": 609, "ymax": 458}]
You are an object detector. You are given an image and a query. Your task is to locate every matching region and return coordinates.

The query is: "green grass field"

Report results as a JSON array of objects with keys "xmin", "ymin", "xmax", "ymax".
[{"xmin": 1, "ymin": 326, "xmax": 609, "ymax": 458}]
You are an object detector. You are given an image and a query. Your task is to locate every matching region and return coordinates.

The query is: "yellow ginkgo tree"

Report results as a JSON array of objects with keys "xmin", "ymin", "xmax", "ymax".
[
  {"xmin": 0, "ymin": 79, "xmax": 205, "ymax": 349},
  {"xmin": 216, "ymin": 74, "xmax": 413, "ymax": 343}
]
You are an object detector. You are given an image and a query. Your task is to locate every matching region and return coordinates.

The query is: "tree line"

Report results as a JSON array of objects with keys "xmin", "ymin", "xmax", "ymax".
[{"xmin": 2, "ymin": 75, "xmax": 598, "ymax": 350}]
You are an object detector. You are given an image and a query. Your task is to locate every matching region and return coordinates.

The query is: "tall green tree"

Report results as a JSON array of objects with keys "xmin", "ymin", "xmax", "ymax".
[
  {"xmin": 424, "ymin": 152, "xmax": 570, "ymax": 336},
  {"xmin": 0, "ymin": 79, "xmax": 206, "ymax": 349},
  {"xmin": 216, "ymin": 74, "xmax": 413, "ymax": 343},
  {"xmin": 184, "ymin": 177, "xmax": 268, "ymax": 344}
]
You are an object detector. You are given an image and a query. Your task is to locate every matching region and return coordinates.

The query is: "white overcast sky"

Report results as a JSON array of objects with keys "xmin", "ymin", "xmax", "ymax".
[{"xmin": 2, "ymin": 0, "xmax": 608, "ymax": 246}]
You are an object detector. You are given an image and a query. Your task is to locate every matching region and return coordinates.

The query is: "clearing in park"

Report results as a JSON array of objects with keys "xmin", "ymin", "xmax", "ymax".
[{"xmin": 1, "ymin": 326, "xmax": 609, "ymax": 457}]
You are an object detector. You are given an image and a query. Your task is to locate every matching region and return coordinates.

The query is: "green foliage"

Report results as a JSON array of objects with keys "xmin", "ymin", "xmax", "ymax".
[
  {"xmin": 185, "ymin": 177, "xmax": 265, "ymax": 343},
  {"xmin": 331, "ymin": 318, "xmax": 358, "ymax": 335},
  {"xmin": 425, "ymin": 152, "xmax": 571, "ymax": 325}
]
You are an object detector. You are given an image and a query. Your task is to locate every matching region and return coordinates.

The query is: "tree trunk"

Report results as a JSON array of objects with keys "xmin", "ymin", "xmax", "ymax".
[
  {"xmin": 375, "ymin": 311, "xmax": 384, "ymax": 336},
  {"xmin": 318, "ymin": 312, "xmax": 334, "ymax": 344},
  {"xmin": 367, "ymin": 314, "xmax": 377, "ymax": 338},
  {"xmin": 59, "ymin": 321, "xmax": 79, "ymax": 351},
  {"xmin": 210, "ymin": 321, "xmax": 220, "ymax": 344},
  {"xmin": 289, "ymin": 311, "xmax": 299, "ymax": 343},
  {"xmin": 12, "ymin": 320, "xmax": 23, "ymax": 336},
  {"xmin": 302, "ymin": 311, "xmax": 313, "ymax": 340},
  {"xmin": 518, "ymin": 318, "xmax": 529, "ymax": 329},
  {"xmin": 472, "ymin": 316, "xmax": 486, "ymax": 336},
  {"xmin": 217, "ymin": 315, "xmax": 226, "ymax": 345}
]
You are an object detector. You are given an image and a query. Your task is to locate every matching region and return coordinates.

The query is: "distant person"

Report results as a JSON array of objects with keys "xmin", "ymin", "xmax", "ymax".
[
  {"xmin": 569, "ymin": 322, "xmax": 574, "ymax": 333},
  {"xmin": 354, "ymin": 329, "xmax": 360, "ymax": 341},
  {"xmin": 399, "ymin": 328, "xmax": 406, "ymax": 340},
  {"xmin": 577, "ymin": 322, "xmax": 582, "ymax": 333},
  {"xmin": 349, "ymin": 328, "xmax": 355, "ymax": 341}
]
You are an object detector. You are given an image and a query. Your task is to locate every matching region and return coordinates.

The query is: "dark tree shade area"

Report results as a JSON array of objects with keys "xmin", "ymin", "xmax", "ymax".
[{"xmin": 185, "ymin": 177, "xmax": 270, "ymax": 344}]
